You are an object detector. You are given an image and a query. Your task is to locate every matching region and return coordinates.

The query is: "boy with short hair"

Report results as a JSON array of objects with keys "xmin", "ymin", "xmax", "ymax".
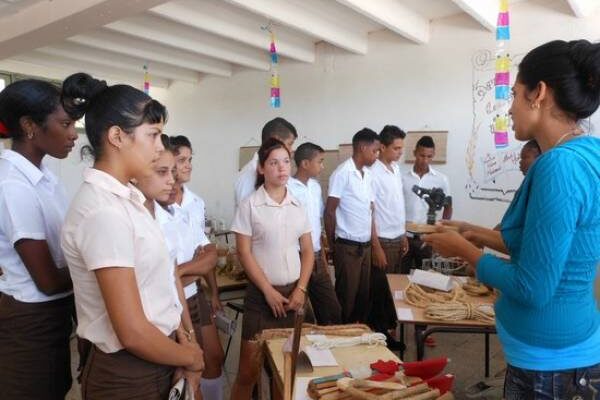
[{"xmin": 288, "ymin": 143, "xmax": 342, "ymax": 325}]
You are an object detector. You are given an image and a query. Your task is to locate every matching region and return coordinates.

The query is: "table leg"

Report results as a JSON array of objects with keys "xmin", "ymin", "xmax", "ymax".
[
  {"xmin": 485, "ymin": 332, "xmax": 490, "ymax": 378},
  {"xmin": 399, "ymin": 323, "xmax": 405, "ymax": 360},
  {"xmin": 415, "ymin": 324, "xmax": 427, "ymax": 361}
]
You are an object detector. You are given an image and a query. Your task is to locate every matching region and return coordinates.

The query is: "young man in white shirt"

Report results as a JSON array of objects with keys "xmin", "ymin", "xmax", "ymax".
[
  {"xmin": 234, "ymin": 117, "xmax": 298, "ymax": 207},
  {"xmin": 288, "ymin": 142, "xmax": 342, "ymax": 325},
  {"xmin": 368, "ymin": 125, "xmax": 408, "ymax": 350},
  {"xmin": 402, "ymin": 135, "xmax": 452, "ymax": 270},
  {"xmin": 324, "ymin": 128, "xmax": 383, "ymax": 324}
]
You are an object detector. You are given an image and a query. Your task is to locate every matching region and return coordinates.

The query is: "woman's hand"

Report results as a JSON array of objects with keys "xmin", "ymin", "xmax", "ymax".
[
  {"xmin": 422, "ymin": 229, "xmax": 483, "ymax": 267},
  {"xmin": 286, "ymin": 287, "xmax": 306, "ymax": 312},
  {"xmin": 438, "ymin": 220, "xmax": 473, "ymax": 233},
  {"xmin": 401, "ymin": 236, "xmax": 409, "ymax": 256},
  {"xmin": 264, "ymin": 286, "xmax": 290, "ymax": 318},
  {"xmin": 462, "ymin": 230, "xmax": 485, "ymax": 248},
  {"xmin": 176, "ymin": 329, "xmax": 204, "ymax": 372}
]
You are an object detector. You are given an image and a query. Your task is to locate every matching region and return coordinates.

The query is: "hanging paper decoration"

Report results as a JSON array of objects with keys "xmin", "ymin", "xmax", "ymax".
[
  {"xmin": 143, "ymin": 64, "xmax": 150, "ymax": 95},
  {"xmin": 493, "ymin": 0, "xmax": 510, "ymax": 148},
  {"xmin": 268, "ymin": 29, "xmax": 281, "ymax": 108}
]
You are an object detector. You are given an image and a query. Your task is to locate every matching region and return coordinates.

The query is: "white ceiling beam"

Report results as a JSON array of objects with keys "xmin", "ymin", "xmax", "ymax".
[
  {"xmin": 566, "ymin": 0, "xmax": 600, "ymax": 17},
  {"xmin": 6, "ymin": 52, "xmax": 171, "ymax": 88},
  {"xmin": 450, "ymin": 0, "xmax": 497, "ymax": 31},
  {"xmin": 224, "ymin": 0, "xmax": 368, "ymax": 54},
  {"xmin": 106, "ymin": 14, "xmax": 270, "ymax": 70},
  {"xmin": 68, "ymin": 29, "xmax": 231, "ymax": 77},
  {"xmin": 36, "ymin": 42, "xmax": 201, "ymax": 83},
  {"xmin": 335, "ymin": 0, "xmax": 430, "ymax": 44},
  {"xmin": 0, "ymin": 0, "xmax": 169, "ymax": 59},
  {"xmin": 150, "ymin": 0, "xmax": 315, "ymax": 63}
]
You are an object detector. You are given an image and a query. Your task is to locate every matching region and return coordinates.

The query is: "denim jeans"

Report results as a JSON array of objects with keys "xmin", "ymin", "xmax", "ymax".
[{"xmin": 505, "ymin": 363, "xmax": 600, "ymax": 399}]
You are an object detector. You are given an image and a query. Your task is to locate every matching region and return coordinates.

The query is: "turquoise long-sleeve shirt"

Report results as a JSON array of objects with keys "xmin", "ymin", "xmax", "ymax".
[{"xmin": 477, "ymin": 135, "xmax": 600, "ymax": 349}]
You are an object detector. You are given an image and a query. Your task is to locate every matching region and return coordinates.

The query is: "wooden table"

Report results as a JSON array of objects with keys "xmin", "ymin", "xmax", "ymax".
[
  {"xmin": 388, "ymin": 274, "xmax": 497, "ymax": 377},
  {"xmin": 264, "ymin": 335, "xmax": 401, "ymax": 399}
]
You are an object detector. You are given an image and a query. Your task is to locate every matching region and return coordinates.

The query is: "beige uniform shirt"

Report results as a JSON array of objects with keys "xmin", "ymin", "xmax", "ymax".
[
  {"xmin": 231, "ymin": 185, "xmax": 312, "ymax": 286},
  {"xmin": 61, "ymin": 168, "xmax": 182, "ymax": 353}
]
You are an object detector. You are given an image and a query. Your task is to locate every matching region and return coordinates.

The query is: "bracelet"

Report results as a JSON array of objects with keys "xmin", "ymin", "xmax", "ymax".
[
  {"xmin": 296, "ymin": 284, "xmax": 307, "ymax": 294},
  {"xmin": 183, "ymin": 328, "xmax": 195, "ymax": 342}
]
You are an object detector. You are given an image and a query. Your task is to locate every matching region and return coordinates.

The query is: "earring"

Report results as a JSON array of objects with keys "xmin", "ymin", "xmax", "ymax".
[
  {"xmin": 530, "ymin": 103, "xmax": 540, "ymax": 110},
  {"xmin": 27, "ymin": 131, "xmax": 34, "ymax": 139}
]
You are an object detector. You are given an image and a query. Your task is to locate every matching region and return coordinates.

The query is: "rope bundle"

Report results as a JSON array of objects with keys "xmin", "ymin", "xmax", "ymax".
[
  {"xmin": 405, "ymin": 282, "xmax": 495, "ymax": 323},
  {"xmin": 462, "ymin": 278, "xmax": 492, "ymax": 296},
  {"xmin": 309, "ymin": 332, "xmax": 387, "ymax": 350}
]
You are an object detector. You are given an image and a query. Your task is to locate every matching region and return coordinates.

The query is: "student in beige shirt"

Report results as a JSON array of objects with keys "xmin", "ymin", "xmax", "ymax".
[
  {"xmin": 60, "ymin": 73, "xmax": 204, "ymax": 400},
  {"xmin": 230, "ymin": 138, "xmax": 314, "ymax": 400}
]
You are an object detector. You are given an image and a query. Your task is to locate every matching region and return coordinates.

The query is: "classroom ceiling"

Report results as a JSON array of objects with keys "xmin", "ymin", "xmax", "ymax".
[{"xmin": 0, "ymin": 0, "xmax": 597, "ymax": 88}]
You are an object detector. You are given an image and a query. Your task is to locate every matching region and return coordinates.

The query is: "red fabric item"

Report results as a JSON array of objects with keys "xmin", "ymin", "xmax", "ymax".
[
  {"xmin": 370, "ymin": 359, "xmax": 400, "ymax": 375},
  {"xmin": 401, "ymin": 357, "xmax": 448, "ymax": 380},
  {"xmin": 368, "ymin": 372, "xmax": 394, "ymax": 381},
  {"xmin": 426, "ymin": 374, "xmax": 454, "ymax": 394}
]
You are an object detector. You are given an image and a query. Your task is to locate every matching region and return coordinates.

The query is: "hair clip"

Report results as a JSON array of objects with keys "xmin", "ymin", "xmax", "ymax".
[
  {"xmin": 73, "ymin": 97, "xmax": 87, "ymax": 105},
  {"xmin": 0, "ymin": 121, "xmax": 9, "ymax": 137}
]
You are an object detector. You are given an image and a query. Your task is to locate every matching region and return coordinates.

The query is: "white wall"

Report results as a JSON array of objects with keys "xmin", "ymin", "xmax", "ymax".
[{"xmin": 12, "ymin": 0, "xmax": 600, "ymax": 228}]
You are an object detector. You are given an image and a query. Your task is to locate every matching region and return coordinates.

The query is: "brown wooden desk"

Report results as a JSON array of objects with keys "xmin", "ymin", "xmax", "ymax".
[
  {"xmin": 387, "ymin": 274, "xmax": 497, "ymax": 377},
  {"xmin": 264, "ymin": 335, "xmax": 401, "ymax": 399}
]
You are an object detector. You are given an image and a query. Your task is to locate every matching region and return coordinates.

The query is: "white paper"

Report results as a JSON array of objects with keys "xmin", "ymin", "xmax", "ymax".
[
  {"xmin": 293, "ymin": 377, "xmax": 313, "ymax": 400},
  {"xmin": 410, "ymin": 269, "xmax": 454, "ymax": 292},
  {"xmin": 305, "ymin": 334, "xmax": 327, "ymax": 343},
  {"xmin": 396, "ymin": 307, "xmax": 414, "ymax": 321},
  {"xmin": 394, "ymin": 290, "xmax": 405, "ymax": 300},
  {"xmin": 303, "ymin": 345, "xmax": 338, "ymax": 367}
]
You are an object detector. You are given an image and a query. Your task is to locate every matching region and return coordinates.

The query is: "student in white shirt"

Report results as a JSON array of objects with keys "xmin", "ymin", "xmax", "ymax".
[
  {"xmin": 166, "ymin": 135, "xmax": 225, "ymax": 400},
  {"xmin": 231, "ymin": 138, "xmax": 314, "ymax": 400},
  {"xmin": 288, "ymin": 142, "xmax": 342, "ymax": 325},
  {"xmin": 60, "ymin": 73, "xmax": 203, "ymax": 400},
  {"xmin": 402, "ymin": 135, "xmax": 452, "ymax": 270},
  {"xmin": 0, "ymin": 78, "xmax": 79, "ymax": 399},
  {"xmin": 324, "ymin": 128, "xmax": 383, "ymax": 324},
  {"xmin": 234, "ymin": 117, "xmax": 297, "ymax": 207}
]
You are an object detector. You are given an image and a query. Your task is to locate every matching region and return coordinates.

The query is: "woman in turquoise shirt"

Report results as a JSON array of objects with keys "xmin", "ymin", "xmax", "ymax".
[{"xmin": 425, "ymin": 39, "xmax": 600, "ymax": 399}]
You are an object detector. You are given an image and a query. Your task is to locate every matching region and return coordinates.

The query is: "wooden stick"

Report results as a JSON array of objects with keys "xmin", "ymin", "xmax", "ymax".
[
  {"xmin": 283, "ymin": 352, "xmax": 293, "ymax": 400},
  {"xmin": 403, "ymin": 389, "xmax": 440, "ymax": 400},
  {"xmin": 337, "ymin": 378, "xmax": 379, "ymax": 400},
  {"xmin": 379, "ymin": 383, "xmax": 430, "ymax": 400},
  {"xmin": 352, "ymin": 379, "xmax": 407, "ymax": 391}
]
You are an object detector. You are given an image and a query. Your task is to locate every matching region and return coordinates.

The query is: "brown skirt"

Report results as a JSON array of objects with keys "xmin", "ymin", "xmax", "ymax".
[
  {"xmin": 80, "ymin": 341, "xmax": 174, "ymax": 400},
  {"xmin": 242, "ymin": 281, "xmax": 314, "ymax": 340},
  {"xmin": 187, "ymin": 287, "xmax": 214, "ymax": 346},
  {"xmin": 0, "ymin": 292, "xmax": 74, "ymax": 400}
]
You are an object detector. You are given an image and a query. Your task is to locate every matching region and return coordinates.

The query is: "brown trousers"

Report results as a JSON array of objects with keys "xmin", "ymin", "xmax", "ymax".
[
  {"xmin": 0, "ymin": 293, "xmax": 74, "ymax": 400},
  {"xmin": 80, "ymin": 341, "xmax": 174, "ymax": 400},
  {"xmin": 307, "ymin": 252, "xmax": 342, "ymax": 325},
  {"xmin": 333, "ymin": 240, "xmax": 371, "ymax": 324},
  {"xmin": 379, "ymin": 236, "xmax": 406, "ymax": 274},
  {"xmin": 401, "ymin": 236, "xmax": 433, "ymax": 271}
]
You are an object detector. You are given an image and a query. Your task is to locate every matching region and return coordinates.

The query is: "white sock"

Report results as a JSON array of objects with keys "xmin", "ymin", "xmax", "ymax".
[{"xmin": 200, "ymin": 373, "xmax": 224, "ymax": 400}]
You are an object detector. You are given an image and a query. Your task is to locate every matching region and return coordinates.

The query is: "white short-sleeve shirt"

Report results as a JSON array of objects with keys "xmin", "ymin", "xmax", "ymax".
[
  {"xmin": 328, "ymin": 158, "xmax": 374, "ymax": 243},
  {"xmin": 231, "ymin": 186, "xmax": 312, "ymax": 286},
  {"xmin": 234, "ymin": 153, "xmax": 258, "ymax": 207},
  {"xmin": 369, "ymin": 159, "xmax": 406, "ymax": 239},
  {"xmin": 0, "ymin": 150, "xmax": 71, "ymax": 303},
  {"xmin": 61, "ymin": 168, "xmax": 182, "ymax": 353},
  {"xmin": 402, "ymin": 167, "xmax": 451, "ymax": 224},
  {"xmin": 155, "ymin": 202, "xmax": 200, "ymax": 299},
  {"xmin": 174, "ymin": 185, "xmax": 210, "ymax": 248},
  {"xmin": 287, "ymin": 177, "xmax": 323, "ymax": 252}
]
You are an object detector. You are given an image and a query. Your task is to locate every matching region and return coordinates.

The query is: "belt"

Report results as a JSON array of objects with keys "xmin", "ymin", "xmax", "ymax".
[
  {"xmin": 335, "ymin": 238, "xmax": 371, "ymax": 247},
  {"xmin": 378, "ymin": 235, "xmax": 406, "ymax": 244}
]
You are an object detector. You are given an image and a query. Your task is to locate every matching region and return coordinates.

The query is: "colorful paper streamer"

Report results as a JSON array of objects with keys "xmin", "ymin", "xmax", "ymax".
[
  {"xmin": 143, "ymin": 64, "xmax": 150, "ymax": 95},
  {"xmin": 493, "ymin": 0, "xmax": 511, "ymax": 148},
  {"xmin": 268, "ymin": 29, "xmax": 280, "ymax": 108}
]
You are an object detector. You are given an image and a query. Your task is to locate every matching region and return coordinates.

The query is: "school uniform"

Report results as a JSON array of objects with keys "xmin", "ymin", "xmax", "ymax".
[
  {"xmin": 155, "ymin": 201, "xmax": 213, "ymax": 345},
  {"xmin": 370, "ymin": 159, "xmax": 407, "ymax": 273},
  {"xmin": 368, "ymin": 159, "xmax": 407, "ymax": 334},
  {"xmin": 61, "ymin": 168, "xmax": 182, "ymax": 400},
  {"xmin": 0, "ymin": 149, "xmax": 74, "ymax": 400},
  {"xmin": 234, "ymin": 152, "xmax": 258, "ymax": 207},
  {"xmin": 328, "ymin": 158, "xmax": 374, "ymax": 324},
  {"xmin": 402, "ymin": 166, "xmax": 451, "ymax": 269},
  {"xmin": 288, "ymin": 177, "xmax": 341, "ymax": 325},
  {"xmin": 231, "ymin": 185, "xmax": 314, "ymax": 340}
]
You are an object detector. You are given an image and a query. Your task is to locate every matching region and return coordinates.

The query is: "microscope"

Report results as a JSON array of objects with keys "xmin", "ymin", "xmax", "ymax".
[{"xmin": 411, "ymin": 185, "xmax": 452, "ymax": 225}]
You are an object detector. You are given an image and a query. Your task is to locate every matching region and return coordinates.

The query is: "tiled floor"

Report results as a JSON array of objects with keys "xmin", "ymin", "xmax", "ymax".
[{"xmin": 66, "ymin": 307, "xmax": 506, "ymax": 400}]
